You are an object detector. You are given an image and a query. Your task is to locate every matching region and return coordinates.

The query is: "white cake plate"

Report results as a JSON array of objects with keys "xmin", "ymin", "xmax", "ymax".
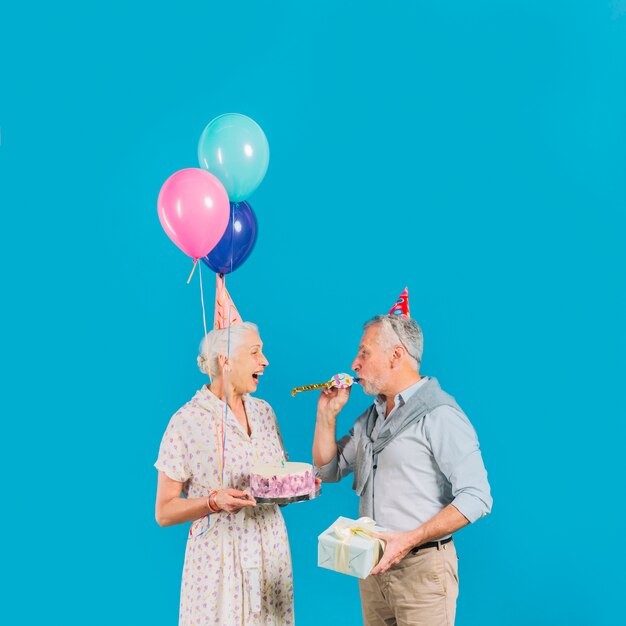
[{"xmin": 255, "ymin": 486, "xmax": 321, "ymax": 506}]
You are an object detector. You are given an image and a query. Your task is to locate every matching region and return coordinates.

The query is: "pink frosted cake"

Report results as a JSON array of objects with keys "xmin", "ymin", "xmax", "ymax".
[{"xmin": 249, "ymin": 462, "xmax": 316, "ymax": 499}]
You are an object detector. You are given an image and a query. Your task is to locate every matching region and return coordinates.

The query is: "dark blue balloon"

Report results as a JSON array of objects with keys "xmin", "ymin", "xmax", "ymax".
[{"xmin": 201, "ymin": 201, "xmax": 258, "ymax": 274}]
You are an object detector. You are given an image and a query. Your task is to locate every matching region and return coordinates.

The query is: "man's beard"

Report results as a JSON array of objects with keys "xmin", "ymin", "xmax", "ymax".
[{"xmin": 360, "ymin": 376, "xmax": 384, "ymax": 396}]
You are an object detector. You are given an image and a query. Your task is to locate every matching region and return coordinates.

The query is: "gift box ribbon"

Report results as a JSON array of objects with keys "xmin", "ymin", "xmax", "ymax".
[{"xmin": 332, "ymin": 517, "xmax": 383, "ymax": 574}]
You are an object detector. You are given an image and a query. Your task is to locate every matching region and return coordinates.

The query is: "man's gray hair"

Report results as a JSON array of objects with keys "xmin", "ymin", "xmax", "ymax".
[
  {"xmin": 364, "ymin": 315, "xmax": 423, "ymax": 369},
  {"xmin": 197, "ymin": 322, "xmax": 259, "ymax": 378}
]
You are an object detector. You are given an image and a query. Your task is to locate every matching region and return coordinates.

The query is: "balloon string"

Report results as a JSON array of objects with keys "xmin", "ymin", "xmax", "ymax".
[
  {"xmin": 186, "ymin": 259, "xmax": 198, "ymax": 284},
  {"xmin": 221, "ymin": 273, "xmax": 231, "ymax": 487},
  {"xmin": 199, "ymin": 262, "xmax": 208, "ymax": 341},
  {"xmin": 198, "ymin": 264, "xmax": 224, "ymax": 488},
  {"xmin": 222, "ymin": 201, "xmax": 235, "ymax": 485},
  {"xmin": 200, "ymin": 263, "xmax": 224, "ymax": 489},
  {"xmin": 229, "ymin": 203, "xmax": 235, "ymax": 275}
]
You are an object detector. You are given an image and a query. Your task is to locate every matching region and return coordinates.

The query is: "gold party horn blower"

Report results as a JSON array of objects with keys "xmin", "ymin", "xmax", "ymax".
[{"xmin": 291, "ymin": 373, "xmax": 359, "ymax": 397}]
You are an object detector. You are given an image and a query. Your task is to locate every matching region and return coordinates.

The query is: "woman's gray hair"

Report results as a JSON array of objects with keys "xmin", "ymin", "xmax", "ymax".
[
  {"xmin": 197, "ymin": 322, "xmax": 259, "ymax": 378},
  {"xmin": 364, "ymin": 315, "xmax": 423, "ymax": 369}
]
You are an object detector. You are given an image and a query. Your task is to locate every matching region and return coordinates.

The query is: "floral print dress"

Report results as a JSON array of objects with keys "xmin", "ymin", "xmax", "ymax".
[{"xmin": 155, "ymin": 386, "xmax": 294, "ymax": 626}]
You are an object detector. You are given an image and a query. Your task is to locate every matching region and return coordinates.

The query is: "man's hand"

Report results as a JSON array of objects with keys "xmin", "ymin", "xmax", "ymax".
[
  {"xmin": 369, "ymin": 530, "xmax": 418, "ymax": 575},
  {"xmin": 317, "ymin": 386, "xmax": 351, "ymax": 420},
  {"xmin": 313, "ymin": 387, "xmax": 350, "ymax": 469}
]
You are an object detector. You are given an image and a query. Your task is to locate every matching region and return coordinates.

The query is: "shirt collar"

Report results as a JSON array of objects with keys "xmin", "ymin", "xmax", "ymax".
[
  {"xmin": 374, "ymin": 376, "xmax": 429, "ymax": 418},
  {"xmin": 195, "ymin": 384, "xmax": 250, "ymax": 411}
]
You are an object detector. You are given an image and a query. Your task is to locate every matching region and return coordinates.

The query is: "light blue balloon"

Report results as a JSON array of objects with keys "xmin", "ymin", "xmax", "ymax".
[{"xmin": 198, "ymin": 113, "xmax": 270, "ymax": 202}]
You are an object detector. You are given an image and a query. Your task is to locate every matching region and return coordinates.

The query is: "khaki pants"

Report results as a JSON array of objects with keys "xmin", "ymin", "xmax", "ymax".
[{"xmin": 359, "ymin": 541, "xmax": 459, "ymax": 626}]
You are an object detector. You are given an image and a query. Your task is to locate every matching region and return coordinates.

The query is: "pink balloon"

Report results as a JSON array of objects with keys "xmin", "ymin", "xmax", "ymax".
[{"xmin": 158, "ymin": 168, "xmax": 230, "ymax": 259}]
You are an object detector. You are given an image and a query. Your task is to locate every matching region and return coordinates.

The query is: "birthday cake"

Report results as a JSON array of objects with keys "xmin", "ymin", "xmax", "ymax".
[{"xmin": 249, "ymin": 462, "xmax": 316, "ymax": 499}]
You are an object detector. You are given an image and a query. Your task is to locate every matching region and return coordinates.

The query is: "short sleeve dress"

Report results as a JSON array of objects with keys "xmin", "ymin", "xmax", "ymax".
[{"xmin": 155, "ymin": 386, "xmax": 294, "ymax": 626}]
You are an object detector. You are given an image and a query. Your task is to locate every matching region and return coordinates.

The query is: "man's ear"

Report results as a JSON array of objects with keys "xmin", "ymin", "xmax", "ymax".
[{"xmin": 390, "ymin": 345, "xmax": 404, "ymax": 366}]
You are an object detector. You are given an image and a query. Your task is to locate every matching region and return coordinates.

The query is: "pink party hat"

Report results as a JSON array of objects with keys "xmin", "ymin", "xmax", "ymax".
[
  {"xmin": 388, "ymin": 287, "xmax": 410, "ymax": 318},
  {"xmin": 214, "ymin": 275, "xmax": 242, "ymax": 329}
]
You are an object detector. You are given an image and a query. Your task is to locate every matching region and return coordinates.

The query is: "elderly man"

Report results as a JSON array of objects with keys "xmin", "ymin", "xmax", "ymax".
[{"xmin": 313, "ymin": 292, "xmax": 492, "ymax": 626}]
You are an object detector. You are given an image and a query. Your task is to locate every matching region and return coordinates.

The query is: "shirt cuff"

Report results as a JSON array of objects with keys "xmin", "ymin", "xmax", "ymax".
[
  {"xmin": 451, "ymin": 492, "xmax": 492, "ymax": 524},
  {"xmin": 154, "ymin": 460, "xmax": 189, "ymax": 484},
  {"xmin": 315, "ymin": 456, "xmax": 341, "ymax": 483}
]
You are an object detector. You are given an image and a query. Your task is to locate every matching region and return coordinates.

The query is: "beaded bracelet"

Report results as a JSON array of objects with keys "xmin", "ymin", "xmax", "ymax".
[{"xmin": 207, "ymin": 489, "xmax": 222, "ymax": 513}]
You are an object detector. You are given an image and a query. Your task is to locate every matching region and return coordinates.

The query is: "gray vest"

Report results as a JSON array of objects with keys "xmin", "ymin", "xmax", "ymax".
[{"xmin": 353, "ymin": 377, "xmax": 460, "ymax": 518}]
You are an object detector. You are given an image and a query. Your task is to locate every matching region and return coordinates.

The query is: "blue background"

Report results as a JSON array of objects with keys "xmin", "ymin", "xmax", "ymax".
[{"xmin": 2, "ymin": 1, "xmax": 624, "ymax": 624}]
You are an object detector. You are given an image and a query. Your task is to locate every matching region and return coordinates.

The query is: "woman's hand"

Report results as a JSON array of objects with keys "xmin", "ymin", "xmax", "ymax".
[{"xmin": 214, "ymin": 488, "xmax": 257, "ymax": 513}]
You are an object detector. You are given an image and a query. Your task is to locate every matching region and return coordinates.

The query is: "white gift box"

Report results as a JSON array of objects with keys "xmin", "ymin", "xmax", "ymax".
[{"xmin": 317, "ymin": 516, "xmax": 386, "ymax": 579}]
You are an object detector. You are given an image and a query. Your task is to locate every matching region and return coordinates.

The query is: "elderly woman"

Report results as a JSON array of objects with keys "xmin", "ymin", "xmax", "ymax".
[{"xmin": 155, "ymin": 322, "xmax": 294, "ymax": 626}]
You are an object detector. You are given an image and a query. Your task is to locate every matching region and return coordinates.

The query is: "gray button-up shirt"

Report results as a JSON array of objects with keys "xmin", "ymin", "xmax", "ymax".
[{"xmin": 317, "ymin": 377, "xmax": 492, "ymax": 532}]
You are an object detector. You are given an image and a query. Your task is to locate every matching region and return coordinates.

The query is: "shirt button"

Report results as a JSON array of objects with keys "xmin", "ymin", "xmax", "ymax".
[{"xmin": 373, "ymin": 464, "xmax": 378, "ymax": 469}]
